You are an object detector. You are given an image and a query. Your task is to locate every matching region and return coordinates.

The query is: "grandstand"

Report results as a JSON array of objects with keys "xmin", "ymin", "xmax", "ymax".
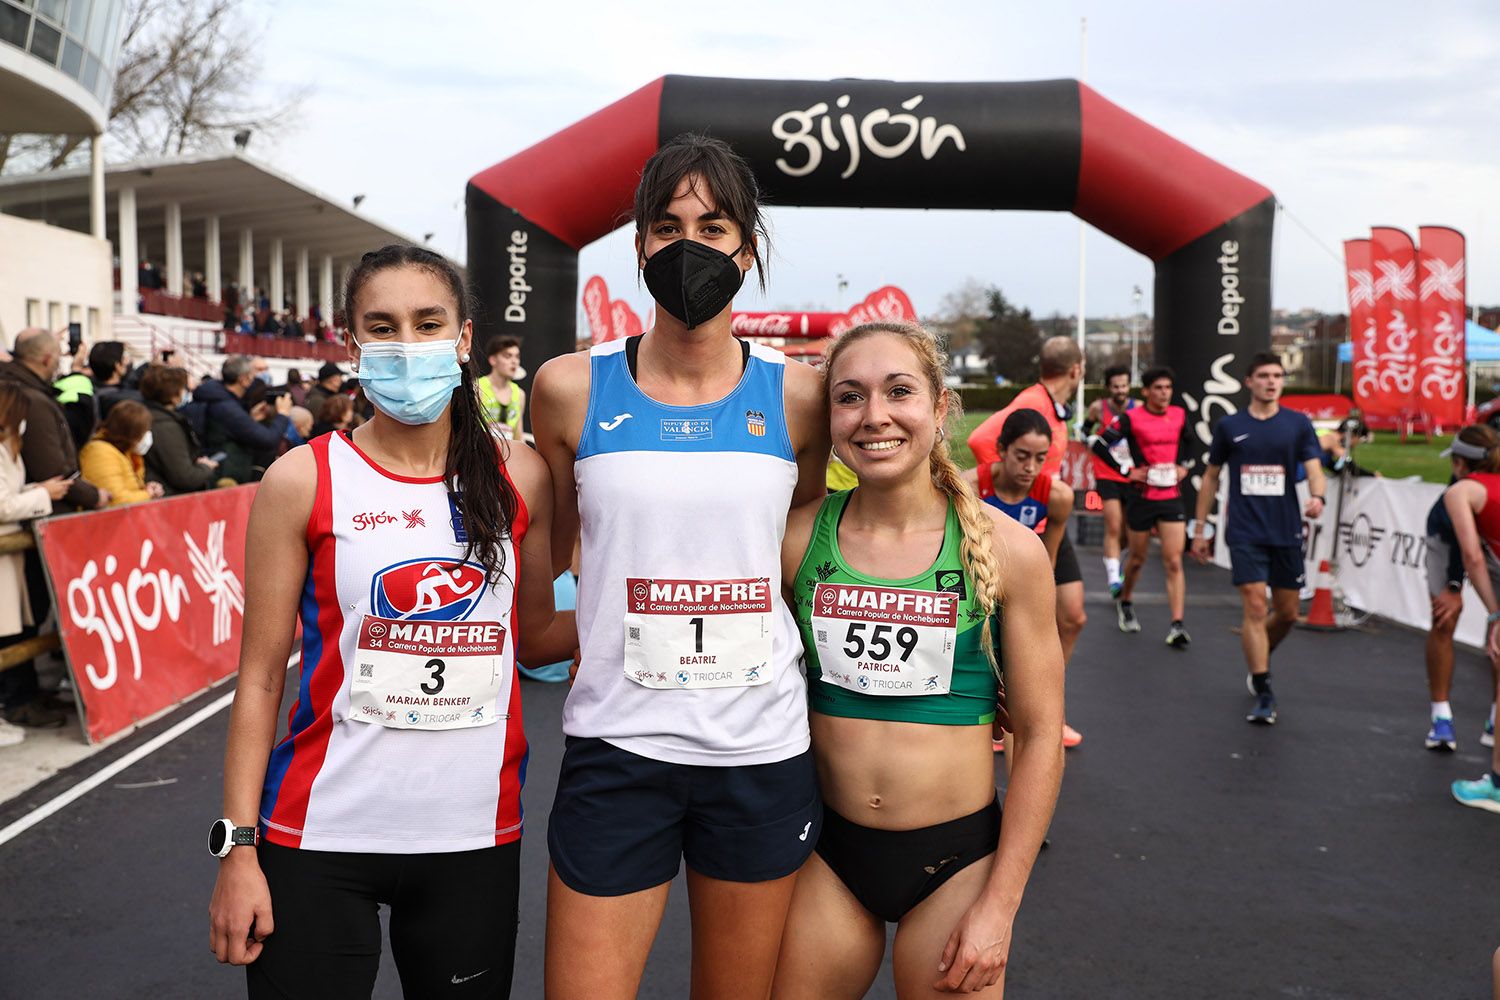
[{"xmin": 0, "ymin": 152, "xmax": 431, "ymax": 377}]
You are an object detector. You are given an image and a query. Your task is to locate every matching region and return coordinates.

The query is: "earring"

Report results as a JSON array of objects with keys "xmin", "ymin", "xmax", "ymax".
[
  {"xmin": 936, "ymin": 427, "xmax": 946, "ymax": 443},
  {"xmin": 460, "ymin": 352, "xmax": 470, "ymax": 362}
]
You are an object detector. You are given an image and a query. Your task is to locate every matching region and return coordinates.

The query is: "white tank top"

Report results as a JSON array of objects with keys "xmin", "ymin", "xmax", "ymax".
[
  {"xmin": 565, "ymin": 338, "xmax": 809, "ymax": 766},
  {"xmin": 257, "ymin": 431, "xmax": 528, "ymax": 853}
]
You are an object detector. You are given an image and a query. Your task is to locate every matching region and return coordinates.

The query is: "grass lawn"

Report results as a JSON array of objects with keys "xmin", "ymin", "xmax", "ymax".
[{"xmin": 955, "ymin": 412, "xmax": 1454, "ymax": 484}]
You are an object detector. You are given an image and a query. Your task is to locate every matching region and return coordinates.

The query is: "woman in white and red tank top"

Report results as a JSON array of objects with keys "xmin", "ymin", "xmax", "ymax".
[{"xmin": 208, "ymin": 245, "xmax": 571, "ymax": 998}]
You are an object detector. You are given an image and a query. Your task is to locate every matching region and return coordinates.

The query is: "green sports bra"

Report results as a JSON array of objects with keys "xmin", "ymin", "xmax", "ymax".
[{"xmin": 791, "ymin": 490, "xmax": 1001, "ymax": 726}]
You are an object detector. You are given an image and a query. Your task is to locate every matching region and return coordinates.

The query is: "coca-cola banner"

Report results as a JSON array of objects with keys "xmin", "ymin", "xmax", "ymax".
[
  {"xmin": 470, "ymin": 74, "xmax": 1276, "ymax": 469},
  {"xmin": 727, "ymin": 285, "xmax": 920, "ymax": 355},
  {"xmin": 1368, "ymin": 227, "xmax": 1419, "ymax": 419},
  {"xmin": 35, "ymin": 487, "xmax": 255, "ymax": 742},
  {"xmin": 1417, "ymin": 226, "xmax": 1466, "ymax": 428},
  {"xmin": 1344, "ymin": 239, "xmax": 1378, "ymax": 416}
]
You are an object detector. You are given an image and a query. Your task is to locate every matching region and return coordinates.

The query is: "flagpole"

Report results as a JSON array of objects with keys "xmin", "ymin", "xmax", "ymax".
[{"xmin": 1075, "ymin": 16, "xmax": 1088, "ymax": 420}]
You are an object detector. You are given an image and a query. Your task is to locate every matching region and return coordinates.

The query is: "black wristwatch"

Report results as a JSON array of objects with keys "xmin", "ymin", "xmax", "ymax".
[
  {"xmin": 1447, "ymin": 580, "xmax": 1464, "ymax": 594},
  {"xmin": 208, "ymin": 818, "xmax": 259, "ymax": 858}
]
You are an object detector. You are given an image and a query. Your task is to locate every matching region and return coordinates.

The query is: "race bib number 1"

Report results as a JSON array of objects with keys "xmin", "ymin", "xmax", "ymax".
[
  {"xmin": 811, "ymin": 583, "xmax": 957, "ymax": 697},
  {"xmin": 1240, "ymin": 464, "xmax": 1286, "ymax": 496},
  {"xmin": 623, "ymin": 578, "xmax": 774, "ymax": 689},
  {"xmin": 350, "ymin": 615, "xmax": 507, "ymax": 730}
]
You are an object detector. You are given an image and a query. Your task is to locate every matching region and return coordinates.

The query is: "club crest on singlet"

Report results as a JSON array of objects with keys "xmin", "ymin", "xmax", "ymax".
[{"xmin": 370, "ymin": 559, "xmax": 488, "ymax": 621}]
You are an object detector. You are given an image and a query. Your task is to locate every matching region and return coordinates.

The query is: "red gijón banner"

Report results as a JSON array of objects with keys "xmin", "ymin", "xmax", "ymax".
[
  {"xmin": 1368, "ymin": 227, "xmax": 1419, "ymax": 420},
  {"xmin": 36, "ymin": 486, "xmax": 255, "ymax": 742},
  {"xmin": 1344, "ymin": 238, "xmax": 1378, "ymax": 417},
  {"xmin": 1416, "ymin": 226, "xmax": 1466, "ymax": 429}
]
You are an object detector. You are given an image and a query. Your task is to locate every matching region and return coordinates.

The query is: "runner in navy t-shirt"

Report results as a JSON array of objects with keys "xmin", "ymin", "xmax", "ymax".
[{"xmin": 1191, "ymin": 353, "xmax": 1325, "ymax": 724}]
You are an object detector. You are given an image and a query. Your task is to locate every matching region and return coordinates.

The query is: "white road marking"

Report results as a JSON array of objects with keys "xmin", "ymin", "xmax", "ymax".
[{"xmin": 0, "ymin": 653, "xmax": 297, "ymax": 849}]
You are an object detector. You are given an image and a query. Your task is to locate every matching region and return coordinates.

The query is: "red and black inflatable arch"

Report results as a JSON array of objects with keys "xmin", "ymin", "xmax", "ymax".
[{"xmin": 468, "ymin": 75, "xmax": 1273, "ymax": 443}]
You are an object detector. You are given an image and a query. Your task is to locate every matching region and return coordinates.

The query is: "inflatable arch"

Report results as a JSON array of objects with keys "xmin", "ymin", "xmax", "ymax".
[{"xmin": 467, "ymin": 76, "xmax": 1274, "ymax": 447}]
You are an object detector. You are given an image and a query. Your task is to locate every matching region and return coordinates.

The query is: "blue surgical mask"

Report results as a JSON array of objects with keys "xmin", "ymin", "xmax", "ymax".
[{"xmin": 355, "ymin": 340, "xmax": 462, "ymax": 426}]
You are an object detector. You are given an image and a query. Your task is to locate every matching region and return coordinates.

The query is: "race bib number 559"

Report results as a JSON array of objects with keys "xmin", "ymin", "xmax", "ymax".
[
  {"xmin": 623, "ymin": 578, "xmax": 774, "ymax": 689},
  {"xmin": 811, "ymin": 583, "xmax": 957, "ymax": 696}
]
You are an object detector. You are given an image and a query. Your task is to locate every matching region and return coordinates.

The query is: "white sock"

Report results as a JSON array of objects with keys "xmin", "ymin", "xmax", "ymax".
[
  {"xmin": 1105, "ymin": 558, "xmax": 1121, "ymax": 586},
  {"xmin": 1431, "ymin": 701, "xmax": 1452, "ymax": 721},
  {"xmin": 1490, "ymin": 704, "xmax": 1496, "ymax": 726}
]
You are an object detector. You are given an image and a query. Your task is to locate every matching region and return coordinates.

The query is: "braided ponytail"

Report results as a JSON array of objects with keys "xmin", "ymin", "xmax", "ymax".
[{"xmin": 823, "ymin": 322, "xmax": 1005, "ymax": 674}]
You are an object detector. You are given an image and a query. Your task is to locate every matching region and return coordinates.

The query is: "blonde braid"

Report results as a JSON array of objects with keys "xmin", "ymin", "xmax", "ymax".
[{"xmin": 823, "ymin": 321, "xmax": 1005, "ymax": 674}]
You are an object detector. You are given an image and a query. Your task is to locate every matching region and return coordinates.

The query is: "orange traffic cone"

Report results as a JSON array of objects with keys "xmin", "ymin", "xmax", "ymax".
[{"xmin": 1303, "ymin": 559, "xmax": 1339, "ymax": 630}]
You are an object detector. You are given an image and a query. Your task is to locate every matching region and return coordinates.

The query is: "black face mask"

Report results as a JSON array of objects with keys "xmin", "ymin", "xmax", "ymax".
[{"xmin": 641, "ymin": 240, "xmax": 746, "ymax": 330}]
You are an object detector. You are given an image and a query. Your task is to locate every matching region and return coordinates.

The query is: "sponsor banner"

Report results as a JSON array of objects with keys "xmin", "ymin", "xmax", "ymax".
[
  {"xmin": 1416, "ymin": 226, "xmax": 1466, "ymax": 429},
  {"xmin": 581, "ymin": 275, "xmax": 644, "ymax": 345},
  {"xmin": 1280, "ymin": 394, "xmax": 1354, "ymax": 423},
  {"xmin": 1309, "ymin": 478, "xmax": 1490, "ymax": 648},
  {"xmin": 1368, "ymin": 227, "xmax": 1419, "ymax": 419},
  {"xmin": 731, "ymin": 312, "xmax": 841, "ymax": 340},
  {"xmin": 1213, "ymin": 476, "xmax": 1489, "ymax": 649},
  {"xmin": 1345, "ymin": 239, "xmax": 1378, "ymax": 417},
  {"xmin": 35, "ymin": 487, "xmax": 256, "ymax": 743}
]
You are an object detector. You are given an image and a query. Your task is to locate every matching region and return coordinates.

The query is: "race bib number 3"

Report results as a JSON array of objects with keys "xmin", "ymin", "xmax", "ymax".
[
  {"xmin": 350, "ymin": 615, "xmax": 507, "ymax": 730},
  {"xmin": 811, "ymin": 582, "xmax": 957, "ymax": 697},
  {"xmin": 623, "ymin": 578, "xmax": 774, "ymax": 689},
  {"xmin": 1240, "ymin": 464, "xmax": 1286, "ymax": 496}
]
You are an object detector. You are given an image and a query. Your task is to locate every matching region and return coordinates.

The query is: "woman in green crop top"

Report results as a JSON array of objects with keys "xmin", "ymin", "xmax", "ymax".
[{"xmin": 772, "ymin": 322, "xmax": 1064, "ymax": 999}]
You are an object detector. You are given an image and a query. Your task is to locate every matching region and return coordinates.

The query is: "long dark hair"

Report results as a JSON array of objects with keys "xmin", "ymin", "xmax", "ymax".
[
  {"xmin": 343, "ymin": 244, "xmax": 518, "ymax": 587},
  {"xmin": 998, "ymin": 408, "xmax": 1052, "ymax": 451}
]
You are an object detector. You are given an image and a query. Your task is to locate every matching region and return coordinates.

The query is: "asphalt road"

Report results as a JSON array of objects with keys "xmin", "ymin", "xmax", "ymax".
[{"xmin": 2, "ymin": 553, "xmax": 1497, "ymax": 998}]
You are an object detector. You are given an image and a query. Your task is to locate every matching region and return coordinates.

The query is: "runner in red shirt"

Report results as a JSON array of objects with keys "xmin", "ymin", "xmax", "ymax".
[
  {"xmin": 967, "ymin": 335, "xmax": 1086, "ymax": 748},
  {"xmin": 1092, "ymin": 366, "xmax": 1195, "ymax": 648},
  {"xmin": 1082, "ymin": 365, "xmax": 1136, "ymax": 598}
]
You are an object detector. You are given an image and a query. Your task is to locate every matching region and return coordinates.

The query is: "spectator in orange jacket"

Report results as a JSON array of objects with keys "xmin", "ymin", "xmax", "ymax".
[{"xmin": 79, "ymin": 401, "xmax": 163, "ymax": 506}]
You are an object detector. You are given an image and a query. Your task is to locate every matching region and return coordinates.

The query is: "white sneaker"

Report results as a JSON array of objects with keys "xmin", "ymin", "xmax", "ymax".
[{"xmin": 0, "ymin": 717, "xmax": 25, "ymax": 747}]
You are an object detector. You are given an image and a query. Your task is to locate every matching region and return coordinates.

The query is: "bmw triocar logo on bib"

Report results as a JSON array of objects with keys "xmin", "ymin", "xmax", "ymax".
[{"xmin": 676, "ymin": 670, "xmax": 691, "ymax": 686}]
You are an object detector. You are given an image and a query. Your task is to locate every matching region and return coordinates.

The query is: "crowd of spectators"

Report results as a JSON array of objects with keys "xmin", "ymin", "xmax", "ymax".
[
  {"xmin": 0, "ymin": 326, "xmax": 364, "ymax": 746},
  {"xmin": 133, "ymin": 259, "xmax": 344, "ymax": 344}
]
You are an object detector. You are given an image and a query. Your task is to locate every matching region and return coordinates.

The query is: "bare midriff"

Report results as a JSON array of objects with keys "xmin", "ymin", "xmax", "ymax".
[{"xmin": 811, "ymin": 712, "xmax": 996, "ymax": 831}]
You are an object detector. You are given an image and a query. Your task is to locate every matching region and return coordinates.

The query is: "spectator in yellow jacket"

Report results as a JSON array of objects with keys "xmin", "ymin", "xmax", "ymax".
[{"xmin": 78, "ymin": 401, "xmax": 163, "ymax": 506}]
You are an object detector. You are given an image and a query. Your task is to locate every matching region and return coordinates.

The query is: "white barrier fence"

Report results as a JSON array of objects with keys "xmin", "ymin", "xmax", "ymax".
[{"xmin": 1214, "ymin": 474, "xmax": 1488, "ymax": 648}]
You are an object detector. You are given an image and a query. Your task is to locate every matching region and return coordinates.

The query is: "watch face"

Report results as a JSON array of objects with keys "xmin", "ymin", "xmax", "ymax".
[{"xmin": 208, "ymin": 821, "xmax": 227, "ymax": 856}]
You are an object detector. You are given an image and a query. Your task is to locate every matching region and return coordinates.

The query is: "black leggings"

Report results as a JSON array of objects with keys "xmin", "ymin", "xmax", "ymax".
[{"xmin": 247, "ymin": 841, "xmax": 519, "ymax": 999}]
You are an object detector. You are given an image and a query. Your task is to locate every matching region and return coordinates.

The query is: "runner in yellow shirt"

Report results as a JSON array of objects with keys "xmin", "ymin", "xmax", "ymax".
[{"xmin": 478, "ymin": 336, "xmax": 526, "ymax": 439}]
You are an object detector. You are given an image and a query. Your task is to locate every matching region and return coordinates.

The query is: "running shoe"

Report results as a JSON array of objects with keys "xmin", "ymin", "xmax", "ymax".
[
  {"xmin": 1165, "ymin": 622, "xmax": 1191, "ymax": 649},
  {"xmin": 1451, "ymin": 773, "xmax": 1500, "ymax": 814},
  {"xmin": 1109, "ymin": 581, "xmax": 1122, "ymax": 600},
  {"xmin": 1116, "ymin": 601, "xmax": 1141, "ymax": 633},
  {"xmin": 0, "ymin": 718, "xmax": 24, "ymax": 747},
  {"xmin": 1246, "ymin": 691, "xmax": 1277, "ymax": 725},
  {"xmin": 1062, "ymin": 723, "xmax": 1083, "ymax": 748},
  {"xmin": 1425, "ymin": 717, "xmax": 1457, "ymax": 752},
  {"xmin": 1483, "ymin": 718, "xmax": 1495, "ymax": 749}
]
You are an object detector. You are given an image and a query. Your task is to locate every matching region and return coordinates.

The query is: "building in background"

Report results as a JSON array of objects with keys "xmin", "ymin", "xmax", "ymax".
[{"xmin": 0, "ymin": 0, "xmax": 125, "ymax": 344}]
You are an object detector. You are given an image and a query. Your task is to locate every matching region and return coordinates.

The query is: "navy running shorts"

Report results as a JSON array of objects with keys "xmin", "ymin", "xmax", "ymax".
[
  {"xmin": 1228, "ymin": 543, "xmax": 1305, "ymax": 591},
  {"xmin": 547, "ymin": 737, "xmax": 821, "ymax": 896}
]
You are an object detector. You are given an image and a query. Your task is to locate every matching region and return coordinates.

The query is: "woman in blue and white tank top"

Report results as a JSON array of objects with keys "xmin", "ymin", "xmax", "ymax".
[{"xmin": 531, "ymin": 135, "xmax": 831, "ymax": 999}]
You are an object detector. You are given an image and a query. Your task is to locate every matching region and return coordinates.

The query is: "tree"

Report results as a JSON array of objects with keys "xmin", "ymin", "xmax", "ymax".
[
  {"xmin": 0, "ymin": 0, "xmax": 304, "ymax": 175},
  {"xmin": 926, "ymin": 278, "xmax": 989, "ymax": 353},
  {"xmin": 974, "ymin": 287, "xmax": 1045, "ymax": 383}
]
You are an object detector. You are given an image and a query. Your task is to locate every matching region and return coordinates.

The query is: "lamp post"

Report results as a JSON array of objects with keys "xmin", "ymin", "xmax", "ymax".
[{"xmin": 1130, "ymin": 284, "xmax": 1143, "ymax": 383}]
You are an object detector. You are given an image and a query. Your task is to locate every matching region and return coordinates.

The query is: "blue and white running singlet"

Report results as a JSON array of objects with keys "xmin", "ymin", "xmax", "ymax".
[{"xmin": 565, "ymin": 338, "xmax": 809, "ymax": 766}]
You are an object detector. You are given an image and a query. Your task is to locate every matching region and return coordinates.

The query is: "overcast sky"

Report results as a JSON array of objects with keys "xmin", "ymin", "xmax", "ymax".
[{"xmin": 250, "ymin": 0, "xmax": 1500, "ymax": 322}]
